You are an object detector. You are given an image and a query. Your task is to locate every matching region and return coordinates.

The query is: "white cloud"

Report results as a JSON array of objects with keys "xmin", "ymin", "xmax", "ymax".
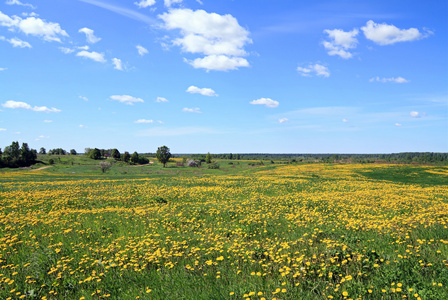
[
  {"xmin": 0, "ymin": 128, "xmax": 6, "ymax": 131},
  {"xmin": 410, "ymin": 111, "xmax": 420, "ymax": 118},
  {"xmin": 79, "ymin": 27, "xmax": 101, "ymax": 43},
  {"xmin": 136, "ymin": 45, "xmax": 148, "ymax": 56},
  {"xmin": 78, "ymin": 45, "xmax": 89, "ymax": 50},
  {"xmin": 6, "ymin": 0, "xmax": 36, "ymax": 9},
  {"xmin": 79, "ymin": 96, "xmax": 88, "ymax": 101},
  {"xmin": 0, "ymin": 67, "xmax": 6, "ymax": 71},
  {"xmin": 43, "ymin": 120, "xmax": 53, "ymax": 123},
  {"xmin": 6, "ymin": 37, "xmax": 31, "ymax": 48},
  {"xmin": 2, "ymin": 100, "xmax": 61, "ymax": 112},
  {"xmin": 79, "ymin": 124, "xmax": 86, "ymax": 128},
  {"xmin": 76, "ymin": 50, "xmax": 106, "ymax": 63},
  {"xmin": 369, "ymin": 76, "xmax": 409, "ymax": 83},
  {"xmin": 109, "ymin": 95, "xmax": 144, "ymax": 105},
  {"xmin": 59, "ymin": 47, "xmax": 74, "ymax": 54},
  {"xmin": 186, "ymin": 55, "xmax": 249, "ymax": 71},
  {"xmin": 250, "ymin": 98, "xmax": 279, "ymax": 108},
  {"xmin": 112, "ymin": 58, "xmax": 123, "ymax": 70},
  {"xmin": 156, "ymin": 97, "xmax": 168, "ymax": 102},
  {"xmin": 342, "ymin": 118, "xmax": 348, "ymax": 123},
  {"xmin": 395, "ymin": 123, "xmax": 402, "ymax": 127},
  {"xmin": 186, "ymin": 85, "xmax": 217, "ymax": 96},
  {"xmin": 297, "ymin": 63, "xmax": 330, "ymax": 78},
  {"xmin": 0, "ymin": 12, "xmax": 68, "ymax": 42},
  {"xmin": 278, "ymin": 118, "xmax": 288, "ymax": 124},
  {"xmin": 361, "ymin": 20, "xmax": 428, "ymax": 45},
  {"xmin": 322, "ymin": 28, "xmax": 358, "ymax": 59},
  {"xmin": 182, "ymin": 107, "xmax": 201, "ymax": 113},
  {"xmin": 159, "ymin": 9, "xmax": 251, "ymax": 71},
  {"xmin": 134, "ymin": 0, "xmax": 156, "ymax": 8},
  {"xmin": 134, "ymin": 119, "xmax": 154, "ymax": 123},
  {"xmin": 164, "ymin": 0, "xmax": 182, "ymax": 7}
]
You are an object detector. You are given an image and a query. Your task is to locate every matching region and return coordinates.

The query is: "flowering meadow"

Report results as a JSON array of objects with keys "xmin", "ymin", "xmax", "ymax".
[{"xmin": 0, "ymin": 163, "xmax": 447, "ymax": 299}]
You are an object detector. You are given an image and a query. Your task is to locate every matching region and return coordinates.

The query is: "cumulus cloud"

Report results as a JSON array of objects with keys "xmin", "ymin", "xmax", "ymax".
[
  {"xmin": 186, "ymin": 55, "xmax": 249, "ymax": 71},
  {"xmin": 186, "ymin": 85, "xmax": 217, "ymax": 96},
  {"xmin": 322, "ymin": 28, "xmax": 358, "ymax": 59},
  {"xmin": 278, "ymin": 118, "xmax": 288, "ymax": 124},
  {"xmin": 76, "ymin": 50, "xmax": 106, "ymax": 63},
  {"xmin": 79, "ymin": 27, "xmax": 101, "ymax": 43},
  {"xmin": 250, "ymin": 98, "xmax": 279, "ymax": 108},
  {"xmin": 182, "ymin": 107, "xmax": 201, "ymax": 113},
  {"xmin": 134, "ymin": 119, "xmax": 154, "ymax": 123},
  {"xmin": 136, "ymin": 45, "xmax": 148, "ymax": 56},
  {"xmin": 410, "ymin": 111, "xmax": 420, "ymax": 118},
  {"xmin": 6, "ymin": 0, "xmax": 35, "ymax": 9},
  {"xmin": 164, "ymin": 0, "xmax": 183, "ymax": 7},
  {"xmin": 6, "ymin": 37, "xmax": 31, "ymax": 48},
  {"xmin": 109, "ymin": 95, "xmax": 144, "ymax": 105},
  {"xmin": 159, "ymin": 8, "xmax": 251, "ymax": 71},
  {"xmin": 361, "ymin": 20, "xmax": 429, "ymax": 45},
  {"xmin": 112, "ymin": 58, "xmax": 123, "ymax": 70},
  {"xmin": 59, "ymin": 47, "xmax": 74, "ymax": 54},
  {"xmin": 369, "ymin": 76, "xmax": 409, "ymax": 83},
  {"xmin": 134, "ymin": 0, "xmax": 156, "ymax": 8},
  {"xmin": 156, "ymin": 97, "xmax": 168, "ymax": 102},
  {"xmin": 2, "ymin": 100, "xmax": 61, "ymax": 112},
  {"xmin": 297, "ymin": 63, "xmax": 330, "ymax": 78},
  {"xmin": 0, "ymin": 11, "xmax": 68, "ymax": 42}
]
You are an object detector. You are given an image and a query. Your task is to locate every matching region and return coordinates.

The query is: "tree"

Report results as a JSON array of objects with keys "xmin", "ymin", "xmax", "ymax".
[
  {"xmin": 111, "ymin": 148, "xmax": 121, "ymax": 160},
  {"xmin": 39, "ymin": 147, "xmax": 46, "ymax": 155},
  {"xmin": 131, "ymin": 151, "xmax": 139, "ymax": 165},
  {"xmin": 122, "ymin": 151, "xmax": 130, "ymax": 163},
  {"xmin": 89, "ymin": 148, "xmax": 101, "ymax": 160},
  {"xmin": 156, "ymin": 146, "xmax": 171, "ymax": 168},
  {"xmin": 99, "ymin": 161, "xmax": 111, "ymax": 173},
  {"xmin": 70, "ymin": 149, "xmax": 77, "ymax": 155},
  {"xmin": 206, "ymin": 152, "xmax": 212, "ymax": 164}
]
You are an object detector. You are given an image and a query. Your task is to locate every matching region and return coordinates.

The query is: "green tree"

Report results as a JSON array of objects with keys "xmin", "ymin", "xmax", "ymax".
[
  {"xmin": 131, "ymin": 151, "xmax": 139, "ymax": 165},
  {"xmin": 111, "ymin": 149, "xmax": 121, "ymax": 160},
  {"xmin": 70, "ymin": 149, "xmax": 77, "ymax": 155},
  {"xmin": 89, "ymin": 148, "xmax": 101, "ymax": 160},
  {"xmin": 39, "ymin": 147, "xmax": 46, "ymax": 155},
  {"xmin": 206, "ymin": 152, "xmax": 212, "ymax": 164},
  {"xmin": 122, "ymin": 151, "xmax": 131, "ymax": 163},
  {"xmin": 156, "ymin": 146, "xmax": 171, "ymax": 168}
]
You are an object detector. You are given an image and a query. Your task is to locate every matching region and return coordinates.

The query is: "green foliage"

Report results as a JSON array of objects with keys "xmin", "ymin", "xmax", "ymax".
[
  {"xmin": 1, "ymin": 141, "xmax": 37, "ymax": 168},
  {"xmin": 70, "ymin": 149, "xmax": 77, "ymax": 155},
  {"xmin": 48, "ymin": 158, "xmax": 55, "ymax": 165},
  {"xmin": 111, "ymin": 148, "xmax": 121, "ymax": 160},
  {"xmin": 207, "ymin": 163, "xmax": 220, "ymax": 169},
  {"xmin": 122, "ymin": 151, "xmax": 130, "ymax": 163},
  {"xmin": 156, "ymin": 146, "xmax": 171, "ymax": 167},
  {"xmin": 205, "ymin": 152, "xmax": 212, "ymax": 164},
  {"xmin": 89, "ymin": 148, "xmax": 101, "ymax": 160}
]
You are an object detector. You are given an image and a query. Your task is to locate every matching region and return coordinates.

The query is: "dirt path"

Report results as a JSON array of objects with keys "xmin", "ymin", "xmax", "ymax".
[{"xmin": 31, "ymin": 166, "xmax": 52, "ymax": 171}]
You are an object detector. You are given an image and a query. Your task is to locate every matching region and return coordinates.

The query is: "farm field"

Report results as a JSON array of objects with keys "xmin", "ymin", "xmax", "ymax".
[{"xmin": 0, "ymin": 163, "xmax": 447, "ymax": 300}]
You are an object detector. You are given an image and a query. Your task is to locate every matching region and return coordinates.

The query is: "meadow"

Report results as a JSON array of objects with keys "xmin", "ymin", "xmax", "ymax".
[{"xmin": 0, "ymin": 159, "xmax": 447, "ymax": 299}]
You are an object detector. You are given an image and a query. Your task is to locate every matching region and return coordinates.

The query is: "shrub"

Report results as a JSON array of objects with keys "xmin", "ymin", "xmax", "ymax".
[
  {"xmin": 207, "ymin": 163, "xmax": 220, "ymax": 169},
  {"xmin": 48, "ymin": 158, "xmax": 54, "ymax": 165}
]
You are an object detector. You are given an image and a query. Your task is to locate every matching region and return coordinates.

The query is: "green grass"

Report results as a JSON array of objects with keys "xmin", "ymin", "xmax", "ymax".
[{"xmin": 0, "ymin": 161, "xmax": 447, "ymax": 299}]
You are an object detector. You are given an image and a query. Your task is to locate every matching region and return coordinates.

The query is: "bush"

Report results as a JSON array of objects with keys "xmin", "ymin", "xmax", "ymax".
[
  {"xmin": 48, "ymin": 158, "xmax": 55, "ymax": 165},
  {"xmin": 207, "ymin": 163, "xmax": 220, "ymax": 169}
]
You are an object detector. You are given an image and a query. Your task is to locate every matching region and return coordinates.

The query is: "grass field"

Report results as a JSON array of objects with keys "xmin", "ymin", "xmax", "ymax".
[{"xmin": 0, "ymin": 160, "xmax": 447, "ymax": 299}]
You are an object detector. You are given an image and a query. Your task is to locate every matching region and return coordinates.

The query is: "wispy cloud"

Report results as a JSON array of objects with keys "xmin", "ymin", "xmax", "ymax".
[
  {"xmin": 369, "ymin": 76, "xmax": 409, "ymax": 83},
  {"xmin": 182, "ymin": 107, "xmax": 201, "ymax": 113},
  {"xmin": 109, "ymin": 95, "xmax": 144, "ymax": 105},
  {"xmin": 297, "ymin": 63, "xmax": 330, "ymax": 78},
  {"xmin": 250, "ymin": 98, "xmax": 279, "ymax": 108},
  {"xmin": 2, "ymin": 100, "xmax": 61, "ymax": 112},
  {"xmin": 79, "ymin": 0, "xmax": 156, "ymax": 25}
]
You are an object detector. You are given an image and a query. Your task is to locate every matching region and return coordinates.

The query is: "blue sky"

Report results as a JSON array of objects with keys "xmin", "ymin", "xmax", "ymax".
[{"xmin": 1, "ymin": 0, "xmax": 447, "ymax": 154}]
